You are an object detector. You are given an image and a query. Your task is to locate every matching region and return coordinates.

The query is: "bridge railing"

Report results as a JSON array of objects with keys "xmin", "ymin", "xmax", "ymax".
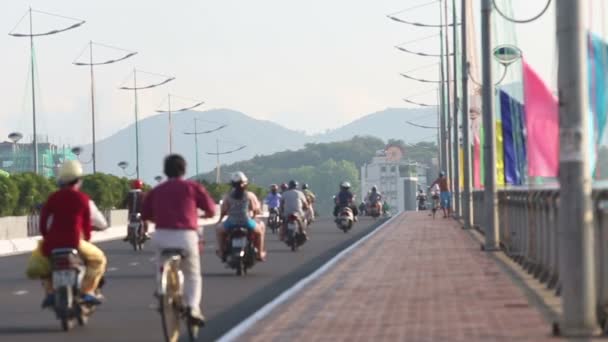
[{"xmin": 472, "ymin": 188, "xmax": 608, "ymax": 327}]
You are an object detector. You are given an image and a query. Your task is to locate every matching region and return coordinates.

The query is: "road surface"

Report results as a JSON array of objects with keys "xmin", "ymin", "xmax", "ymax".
[{"xmin": 0, "ymin": 216, "xmax": 385, "ymax": 341}]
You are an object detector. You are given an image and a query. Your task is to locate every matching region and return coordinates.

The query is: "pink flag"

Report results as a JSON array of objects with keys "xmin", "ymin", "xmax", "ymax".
[{"xmin": 523, "ymin": 60, "xmax": 559, "ymax": 177}]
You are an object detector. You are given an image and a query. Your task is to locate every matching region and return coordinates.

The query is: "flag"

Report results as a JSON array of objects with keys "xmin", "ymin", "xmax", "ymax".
[
  {"xmin": 500, "ymin": 90, "xmax": 525, "ymax": 184},
  {"xmin": 523, "ymin": 60, "xmax": 559, "ymax": 177}
]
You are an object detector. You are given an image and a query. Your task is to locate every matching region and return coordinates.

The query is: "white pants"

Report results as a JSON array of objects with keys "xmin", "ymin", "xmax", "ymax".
[{"xmin": 153, "ymin": 229, "xmax": 202, "ymax": 312}]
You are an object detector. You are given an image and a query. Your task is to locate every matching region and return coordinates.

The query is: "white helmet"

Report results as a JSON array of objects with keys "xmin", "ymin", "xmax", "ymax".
[
  {"xmin": 231, "ymin": 171, "xmax": 248, "ymax": 184},
  {"xmin": 58, "ymin": 160, "xmax": 83, "ymax": 183},
  {"xmin": 340, "ymin": 181, "xmax": 351, "ymax": 189}
]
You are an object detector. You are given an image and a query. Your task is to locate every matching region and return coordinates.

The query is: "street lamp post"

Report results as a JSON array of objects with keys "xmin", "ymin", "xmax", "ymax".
[
  {"xmin": 206, "ymin": 140, "xmax": 247, "ymax": 183},
  {"xmin": 8, "ymin": 132, "xmax": 24, "ymax": 173},
  {"xmin": 9, "ymin": 8, "xmax": 85, "ymax": 174},
  {"xmin": 73, "ymin": 41, "xmax": 137, "ymax": 173},
  {"xmin": 119, "ymin": 70, "xmax": 174, "ymax": 179},
  {"xmin": 183, "ymin": 119, "xmax": 227, "ymax": 177},
  {"xmin": 117, "ymin": 161, "xmax": 136, "ymax": 178},
  {"xmin": 156, "ymin": 95, "xmax": 205, "ymax": 154}
]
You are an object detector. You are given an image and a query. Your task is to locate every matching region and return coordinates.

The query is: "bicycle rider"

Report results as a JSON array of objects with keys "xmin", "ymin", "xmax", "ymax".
[{"xmin": 142, "ymin": 154, "xmax": 216, "ymax": 325}]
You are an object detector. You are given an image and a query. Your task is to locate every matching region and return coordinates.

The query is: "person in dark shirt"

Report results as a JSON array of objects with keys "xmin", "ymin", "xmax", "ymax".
[{"xmin": 333, "ymin": 181, "xmax": 359, "ymax": 221}]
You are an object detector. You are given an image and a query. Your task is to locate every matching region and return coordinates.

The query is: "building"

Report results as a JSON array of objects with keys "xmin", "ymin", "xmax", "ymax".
[
  {"xmin": 0, "ymin": 141, "xmax": 77, "ymax": 178},
  {"xmin": 360, "ymin": 144, "xmax": 432, "ymax": 212}
]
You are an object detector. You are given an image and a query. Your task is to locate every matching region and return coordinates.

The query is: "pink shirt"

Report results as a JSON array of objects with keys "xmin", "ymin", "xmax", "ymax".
[{"xmin": 142, "ymin": 178, "xmax": 216, "ymax": 230}]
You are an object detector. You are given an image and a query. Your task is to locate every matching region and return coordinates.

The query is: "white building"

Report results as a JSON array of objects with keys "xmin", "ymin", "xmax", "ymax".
[{"xmin": 360, "ymin": 145, "xmax": 430, "ymax": 212}]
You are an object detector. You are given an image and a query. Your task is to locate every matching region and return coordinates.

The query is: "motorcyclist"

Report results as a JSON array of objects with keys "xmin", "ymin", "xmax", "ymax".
[
  {"xmin": 142, "ymin": 154, "xmax": 216, "ymax": 325},
  {"xmin": 279, "ymin": 183, "xmax": 288, "ymax": 194},
  {"xmin": 280, "ymin": 180, "xmax": 309, "ymax": 241},
  {"xmin": 366, "ymin": 186, "xmax": 382, "ymax": 213},
  {"xmin": 417, "ymin": 189, "xmax": 427, "ymax": 210},
  {"xmin": 216, "ymin": 172, "xmax": 267, "ymax": 261},
  {"xmin": 358, "ymin": 201, "xmax": 367, "ymax": 216},
  {"xmin": 333, "ymin": 181, "xmax": 359, "ymax": 222},
  {"xmin": 264, "ymin": 184, "xmax": 282, "ymax": 212},
  {"xmin": 123, "ymin": 179, "xmax": 149, "ymax": 241},
  {"xmin": 301, "ymin": 183, "xmax": 316, "ymax": 222},
  {"xmin": 430, "ymin": 171, "xmax": 451, "ymax": 218},
  {"xmin": 26, "ymin": 160, "xmax": 108, "ymax": 307}
]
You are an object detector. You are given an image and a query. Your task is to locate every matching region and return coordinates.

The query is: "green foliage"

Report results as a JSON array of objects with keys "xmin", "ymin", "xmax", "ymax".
[
  {"xmin": 197, "ymin": 179, "xmax": 266, "ymax": 203},
  {"xmin": 0, "ymin": 176, "xmax": 19, "ymax": 216},
  {"xmin": 11, "ymin": 173, "xmax": 57, "ymax": 215},
  {"xmin": 81, "ymin": 173, "xmax": 134, "ymax": 210}
]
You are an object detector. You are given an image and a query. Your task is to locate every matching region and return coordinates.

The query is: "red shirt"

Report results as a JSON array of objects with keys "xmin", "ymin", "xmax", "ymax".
[
  {"xmin": 142, "ymin": 178, "xmax": 216, "ymax": 230},
  {"xmin": 40, "ymin": 188, "xmax": 92, "ymax": 256}
]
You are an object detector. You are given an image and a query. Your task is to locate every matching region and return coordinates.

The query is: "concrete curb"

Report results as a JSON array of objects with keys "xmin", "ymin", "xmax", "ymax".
[{"xmin": 0, "ymin": 216, "xmax": 222, "ymax": 257}]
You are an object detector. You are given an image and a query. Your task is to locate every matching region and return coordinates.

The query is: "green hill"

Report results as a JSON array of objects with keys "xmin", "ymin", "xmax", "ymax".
[{"xmin": 195, "ymin": 136, "xmax": 437, "ymax": 215}]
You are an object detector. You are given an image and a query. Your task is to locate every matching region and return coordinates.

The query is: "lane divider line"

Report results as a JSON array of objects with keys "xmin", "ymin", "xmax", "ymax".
[{"xmin": 217, "ymin": 213, "xmax": 403, "ymax": 342}]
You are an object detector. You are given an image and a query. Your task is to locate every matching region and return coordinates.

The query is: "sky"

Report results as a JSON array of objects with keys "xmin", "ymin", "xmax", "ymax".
[{"xmin": 0, "ymin": 0, "xmax": 604, "ymax": 147}]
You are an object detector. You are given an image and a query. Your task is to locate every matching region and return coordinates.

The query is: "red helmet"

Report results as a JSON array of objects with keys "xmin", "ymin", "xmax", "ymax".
[{"xmin": 131, "ymin": 179, "xmax": 143, "ymax": 190}]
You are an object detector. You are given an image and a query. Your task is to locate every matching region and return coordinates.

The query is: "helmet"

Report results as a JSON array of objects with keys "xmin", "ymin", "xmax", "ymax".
[
  {"xmin": 302, "ymin": 183, "xmax": 309, "ymax": 190},
  {"xmin": 231, "ymin": 171, "xmax": 248, "ymax": 185},
  {"xmin": 340, "ymin": 181, "xmax": 351, "ymax": 189},
  {"xmin": 58, "ymin": 160, "xmax": 83, "ymax": 183},
  {"xmin": 131, "ymin": 179, "xmax": 143, "ymax": 190},
  {"xmin": 439, "ymin": 171, "xmax": 446, "ymax": 177},
  {"xmin": 371, "ymin": 185, "xmax": 377, "ymax": 192},
  {"xmin": 288, "ymin": 180, "xmax": 298, "ymax": 189},
  {"xmin": 270, "ymin": 184, "xmax": 278, "ymax": 191},
  {"xmin": 280, "ymin": 183, "xmax": 288, "ymax": 191}
]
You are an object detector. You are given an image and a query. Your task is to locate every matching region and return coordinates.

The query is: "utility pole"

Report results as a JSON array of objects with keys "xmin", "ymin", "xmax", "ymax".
[
  {"xmin": 443, "ymin": 0, "xmax": 453, "ymax": 199},
  {"xmin": 461, "ymin": 0, "xmax": 473, "ymax": 229},
  {"xmin": 556, "ymin": 0, "xmax": 599, "ymax": 336},
  {"xmin": 215, "ymin": 139, "xmax": 220, "ymax": 183},
  {"xmin": 480, "ymin": 0, "xmax": 499, "ymax": 250},
  {"xmin": 29, "ymin": 8, "xmax": 39, "ymax": 174},
  {"xmin": 89, "ymin": 41, "xmax": 97, "ymax": 173},
  {"xmin": 133, "ymin": 69, "xmax": 140, "ymax": 179},
  {"xmin": 438, "ymin": 2, "xmax": 448, "ymax": 177},
  {"xmin": 452, "ymin": 0, "xmax": 460, "ymax": 218}
]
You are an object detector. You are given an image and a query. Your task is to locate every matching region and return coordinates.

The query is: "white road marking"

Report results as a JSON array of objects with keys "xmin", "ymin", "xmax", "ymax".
[
  {"xmin": 129, "ymin": 262, "xmax": 139, "ymax": 266},
  {"xmin": 13, "ymin": 290, "xmax": 28, "ymax": 296},
  {"xmin": 107, "ymin": 267, "xmax": 118, "ymax": 272}
]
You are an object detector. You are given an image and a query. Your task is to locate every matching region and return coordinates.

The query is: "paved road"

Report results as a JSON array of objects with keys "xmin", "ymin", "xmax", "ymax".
[{"xmin": 0, "ymin": 216, "xmax": 385, "ymax": 341}]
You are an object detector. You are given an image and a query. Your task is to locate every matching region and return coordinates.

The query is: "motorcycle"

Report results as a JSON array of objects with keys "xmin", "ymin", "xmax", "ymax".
[
  {"xmin": 367, "ymin": 201, "xmax": 382, "ymax": 218},
  {"xmin": 285, "ymin": 214, "xmax": 307, "ymax": 251},
  {"xmin": 267, "ymin": 208, "xmax": 281, "ymax": 234},
  {"xmin": 417, "ymin": 195, "xmax": 427, "ymax": 211},
  {"xmin": 127, "ymin": 213, "xmax": 145, "ymax": 251},
  {"xmin": 50, "ymin": 248, "xmax": 99, "ymax": 331},
  {"xmin": 336, "ymin": 206, "xmax": 354, "ymax": 232},
  {"xmin": 224, "ymin": 227, "xmax": 257, "ymax": 276}
]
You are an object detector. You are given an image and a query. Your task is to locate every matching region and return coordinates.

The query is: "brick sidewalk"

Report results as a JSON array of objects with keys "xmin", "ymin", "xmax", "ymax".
[{"xmin": 238, "ymin": 212, "xmax": 554, "ymax": 342}]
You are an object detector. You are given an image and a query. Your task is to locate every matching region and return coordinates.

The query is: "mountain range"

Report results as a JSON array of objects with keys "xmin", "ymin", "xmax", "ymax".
[{"xmin": 80, "ymin": 106, "xmax": 437, "ymax": 182}]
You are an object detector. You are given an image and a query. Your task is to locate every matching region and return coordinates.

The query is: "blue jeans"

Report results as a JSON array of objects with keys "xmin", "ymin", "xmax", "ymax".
[
  {"xmin": 440, "ymin": 191, "xmax": 452, "ymax": 209},
  {"xmin": 223, "ymin": 218, "xmax": 257, "ymax": 231}
]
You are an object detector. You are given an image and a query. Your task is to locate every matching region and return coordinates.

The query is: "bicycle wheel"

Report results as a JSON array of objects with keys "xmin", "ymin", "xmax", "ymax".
[{"xmin": 159, "ymin": 262, "xmax": 181, "ymax": 342}]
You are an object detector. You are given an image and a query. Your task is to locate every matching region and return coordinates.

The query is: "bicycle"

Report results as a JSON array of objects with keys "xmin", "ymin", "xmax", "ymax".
[
  {"xmin": 431, "ymin": 196, "xmax": 440, "ymax": 219},
  {"xmin": 156, "ymin": 248, "xmax": 201, "ymax": 342}
]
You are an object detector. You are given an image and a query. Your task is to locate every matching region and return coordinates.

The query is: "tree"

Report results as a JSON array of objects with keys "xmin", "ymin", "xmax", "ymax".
[
  {"xmin": 0, "ymin": 176, "xmax": 18, "ymax": 216},
  {"xmin": 11, "ymin": 173, "xmax": 57, "ymax": 215}
]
